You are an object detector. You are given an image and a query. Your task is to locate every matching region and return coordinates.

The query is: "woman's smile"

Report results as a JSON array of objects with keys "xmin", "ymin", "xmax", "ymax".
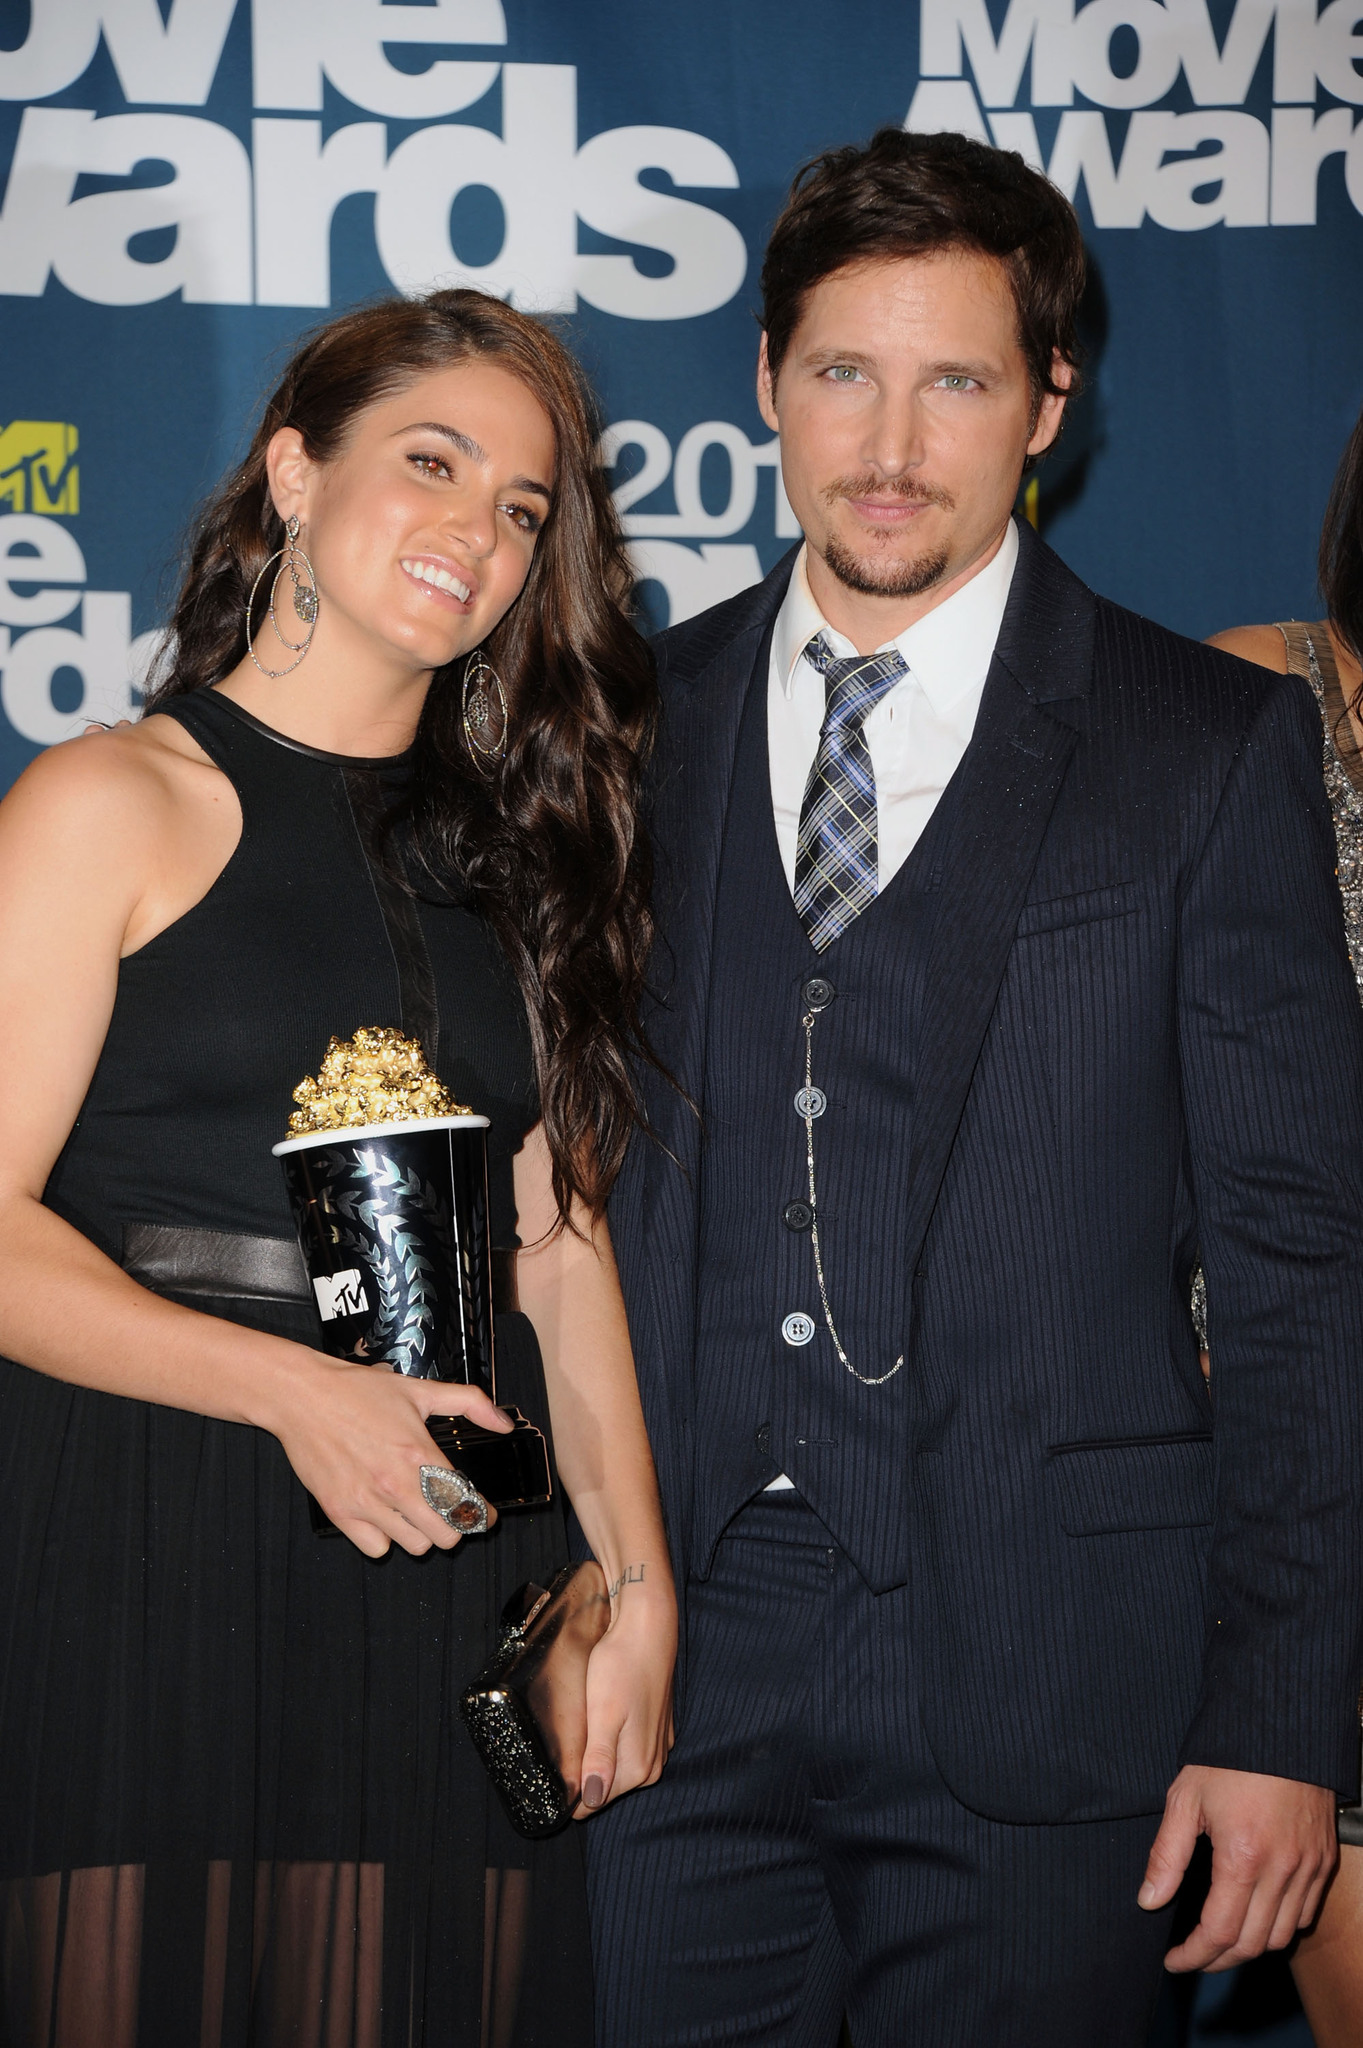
[{"xmin": 398, "ymin": 554, "xmax": 477, "ymax": 609}]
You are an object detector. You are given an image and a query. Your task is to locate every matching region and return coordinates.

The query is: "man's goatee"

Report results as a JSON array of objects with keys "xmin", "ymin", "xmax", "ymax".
[{"xmin": 823, "ymin": 533, "xmax": 951, "ymax": 598}]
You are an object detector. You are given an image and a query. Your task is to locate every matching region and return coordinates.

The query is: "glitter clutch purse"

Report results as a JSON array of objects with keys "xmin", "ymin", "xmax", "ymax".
[{"xmin": 460, "ymin": 1562, "xmax": 611, "ymax": 1838}]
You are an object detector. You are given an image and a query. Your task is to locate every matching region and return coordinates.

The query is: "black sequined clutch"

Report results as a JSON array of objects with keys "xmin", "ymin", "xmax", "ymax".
[{"xmin": 460, "ymin": 1562, "xmax": 610, "ymax": 1839}]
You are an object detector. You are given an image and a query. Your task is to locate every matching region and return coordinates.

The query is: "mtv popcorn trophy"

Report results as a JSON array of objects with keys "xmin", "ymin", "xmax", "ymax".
[{"xmin": 273, "ymin": 1028, "xmax": 551, "ymax": 1534}]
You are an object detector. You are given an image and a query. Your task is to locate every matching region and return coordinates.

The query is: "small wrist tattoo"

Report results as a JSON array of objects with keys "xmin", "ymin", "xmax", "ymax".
[{"xmin": 607, "ymin": 1562, "xmax": 646, "ymax": 1600}]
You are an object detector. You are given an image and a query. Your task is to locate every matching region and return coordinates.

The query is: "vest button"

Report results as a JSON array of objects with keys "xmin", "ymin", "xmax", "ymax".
[
  {"xmin": 781, "ymin": 1311, "xmax": 816, "ymax": 1347},
  {"xmin": 803, "ymin": 977, "xmax": 835, "ymax": 1011},
  {"xmin": 783, "ymin": 1200, "xmax": 813, "ymax": 1231}
]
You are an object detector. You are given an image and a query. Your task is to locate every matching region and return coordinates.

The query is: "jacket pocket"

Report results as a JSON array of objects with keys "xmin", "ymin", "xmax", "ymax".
[
  {"xmin": 1015, "ymin": 879, "xmax": 1144, "ymax": 935},
  {"xmin": 1046, "ymin": 1434, "xmax": 1214, "ymax": 1534}
]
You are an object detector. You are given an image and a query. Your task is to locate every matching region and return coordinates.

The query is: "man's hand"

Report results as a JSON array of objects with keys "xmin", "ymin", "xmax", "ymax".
[{"xmin": 1140, "ymin": 1764, "xmax": 1337, "ymax": 1972}]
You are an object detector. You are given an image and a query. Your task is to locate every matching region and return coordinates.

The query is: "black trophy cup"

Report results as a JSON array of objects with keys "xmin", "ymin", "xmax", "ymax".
[{"xmin": 273, "ymin": 1113, "xmax": 551, "ymax": 1532}]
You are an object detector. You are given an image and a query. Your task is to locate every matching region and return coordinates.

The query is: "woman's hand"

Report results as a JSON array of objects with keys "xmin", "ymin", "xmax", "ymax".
[
  {"xmin": 265, "ymin": 1349, "xmax": 511, "ymax": 1559},
  {"xmin": 575, "ymin": 1569, "xmax": 678, "ymax": 1818}
]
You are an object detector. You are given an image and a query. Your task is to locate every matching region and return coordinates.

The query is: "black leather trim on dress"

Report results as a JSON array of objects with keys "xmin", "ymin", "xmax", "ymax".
[
  {"xmin": 207, "ymin": 692, "xmax": 416, "ymax": 770},
  {"xmin": 122, "ymin": 1222, "xmax": 309, "ymax": 1302}
]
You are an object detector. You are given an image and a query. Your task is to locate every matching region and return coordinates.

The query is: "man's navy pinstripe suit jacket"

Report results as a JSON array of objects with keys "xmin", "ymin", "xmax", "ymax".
[{"xmin": 608, "ymin": 516, "xmax": 1363, "ymax": 1822}]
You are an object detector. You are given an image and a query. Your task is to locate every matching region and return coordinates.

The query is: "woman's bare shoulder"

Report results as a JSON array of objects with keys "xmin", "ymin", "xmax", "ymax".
[
  {"xmin": 0, "ymin": 713, "xmax": 216, "ymax": 863},
  {"xmin": 1204, "ymin": 624, "xmax": 1291, "ymax": 673}
]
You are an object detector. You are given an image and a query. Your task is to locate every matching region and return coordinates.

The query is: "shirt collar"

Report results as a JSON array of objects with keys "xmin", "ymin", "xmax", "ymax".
[{"xmin": 773, "ymin": 517, "xmax": 1020, "ymax": 720}]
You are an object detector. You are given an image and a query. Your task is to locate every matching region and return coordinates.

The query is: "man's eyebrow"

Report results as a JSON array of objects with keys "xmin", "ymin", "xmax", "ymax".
[
  {"xmin": 799, "ymin": 347, "xmax": 881, "ymax": 373},
  {"xmin": 392, "ymin": 420, "xmax": 554, "ymax": 503},
  {"xmin": 924, "ymin": 357, "xmax": 999, "ymax": 379}
]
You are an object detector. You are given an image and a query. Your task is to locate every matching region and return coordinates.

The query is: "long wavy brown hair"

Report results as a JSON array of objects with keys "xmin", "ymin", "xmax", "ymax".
[{"xmin": 144, "ymin": 289, "xmax": 658, "ymax": 1219}]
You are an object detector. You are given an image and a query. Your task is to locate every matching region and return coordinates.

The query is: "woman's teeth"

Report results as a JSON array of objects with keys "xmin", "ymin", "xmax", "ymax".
[{"xmin": 402, "ymin": 559, "xmax": 471, "ymax": 602}]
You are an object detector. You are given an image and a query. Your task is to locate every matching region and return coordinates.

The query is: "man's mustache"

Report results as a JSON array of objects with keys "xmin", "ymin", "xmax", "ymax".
[{"xmin": 821, "ymin": 472, "xmax": 955, "ymax": 513}]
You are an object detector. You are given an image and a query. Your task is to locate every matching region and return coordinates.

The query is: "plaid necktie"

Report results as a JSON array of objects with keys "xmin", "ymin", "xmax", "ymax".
[{"xmin": 793, "ymin": 633, "xmax": 908, "ymax": 953}]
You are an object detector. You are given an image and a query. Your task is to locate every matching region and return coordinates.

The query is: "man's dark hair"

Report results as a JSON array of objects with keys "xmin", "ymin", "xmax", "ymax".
[{"xmin": 761, "ymin": 128, "xmax": 1086, "ymax": 416}]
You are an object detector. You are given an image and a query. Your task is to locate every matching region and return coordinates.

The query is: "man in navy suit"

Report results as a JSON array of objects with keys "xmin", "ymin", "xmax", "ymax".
[{"xmin": 584, "ymin": 129, "xmax": 1363, "ymax": 2046}]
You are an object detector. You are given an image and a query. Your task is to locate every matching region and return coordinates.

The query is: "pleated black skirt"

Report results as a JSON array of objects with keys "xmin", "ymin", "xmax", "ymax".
[{"xmin": 0, "ymin": 1303, "xmax": 593, "ymax": 2048}]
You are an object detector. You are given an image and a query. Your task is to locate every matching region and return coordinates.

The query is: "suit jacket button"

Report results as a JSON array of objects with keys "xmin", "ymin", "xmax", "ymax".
[{"xmin": 783, "ymin": 1200, "xmax": 813, "ymax": 1231}]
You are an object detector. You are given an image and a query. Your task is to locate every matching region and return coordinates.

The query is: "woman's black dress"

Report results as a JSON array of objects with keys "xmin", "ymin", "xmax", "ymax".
[{"xmin": 0, "ymin": 691, "xmax": 593, "ymax": 2048}]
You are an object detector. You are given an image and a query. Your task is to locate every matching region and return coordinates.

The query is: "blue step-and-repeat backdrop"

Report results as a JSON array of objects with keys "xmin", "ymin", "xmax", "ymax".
[{"xmin": 1, "ymin": 0, "xmax": 1360, "ymax": 790}]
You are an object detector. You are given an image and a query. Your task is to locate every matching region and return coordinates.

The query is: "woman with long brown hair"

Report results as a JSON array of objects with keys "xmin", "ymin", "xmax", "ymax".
[
  {"xmin": 1209, "ymin": 404, "xmax": 1363, "ymax": 2047},
  {"xmin": 0, "ymin": 288, "xmax": 675, "ymax": 2047}
]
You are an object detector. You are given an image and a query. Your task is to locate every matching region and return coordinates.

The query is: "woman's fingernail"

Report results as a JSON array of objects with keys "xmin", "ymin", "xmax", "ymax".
[{"xmin": 582, "ymin": 1775, "xmax": 605, "ymax": 1810}]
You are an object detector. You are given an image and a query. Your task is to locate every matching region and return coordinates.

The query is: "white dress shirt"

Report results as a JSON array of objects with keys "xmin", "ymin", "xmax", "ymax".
[
  {"xmin": 768, "ymin": 519, "xmax": 1018, "ymax": 895},
  {"xmin": 763, "ymin": 520, "xmax": 1019, "ymax": 1490}
]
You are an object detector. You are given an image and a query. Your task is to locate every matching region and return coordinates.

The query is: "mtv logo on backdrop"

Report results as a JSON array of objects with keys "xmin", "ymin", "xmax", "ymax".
[
  {"xmin": 908, "ymin": 0, "xmax": 1363, "ymax": 227},
  {"xmin": 0, "ymin": 424, "xmax": 78, "ymax": 518}
]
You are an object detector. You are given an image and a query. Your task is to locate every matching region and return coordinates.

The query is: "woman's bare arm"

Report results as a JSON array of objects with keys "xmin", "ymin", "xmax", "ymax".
[{"xmin": 514, "ymin": 1124, "xmax": 677, "ymax": 1812}]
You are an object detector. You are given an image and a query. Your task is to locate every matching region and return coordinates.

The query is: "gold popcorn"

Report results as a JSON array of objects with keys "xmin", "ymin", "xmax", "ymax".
[{"xmin": 287, "ymin": 1027, "xmax": 470, "ymax": 1136}]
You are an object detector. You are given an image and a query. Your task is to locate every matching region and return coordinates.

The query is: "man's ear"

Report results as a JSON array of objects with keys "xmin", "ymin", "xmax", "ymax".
[
  {"xmin": 756, "ymin": 333, "xmax": 780, "ymax": 434},
  {"xmin": 264, "ymin": 426, "xmax": 312, "ymax": 528},
  {"xmin": 1026, "ymin": 351, "xmax": 1073, "ymax": 462}
]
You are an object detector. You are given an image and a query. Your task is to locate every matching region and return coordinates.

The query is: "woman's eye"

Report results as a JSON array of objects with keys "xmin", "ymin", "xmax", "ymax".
[
  {"xmin": 409, "ymin": 452, "xmax": 451, "ymax": 479},
  {"xmin": 500, "ymin": 502, "xmax": 542, "ymax": 535}
]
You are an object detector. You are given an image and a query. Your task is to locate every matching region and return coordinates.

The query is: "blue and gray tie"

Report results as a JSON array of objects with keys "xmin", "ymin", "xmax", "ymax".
[{"xmin": 793, "ymin": 633, "xmax": 908, "ymax": 953}]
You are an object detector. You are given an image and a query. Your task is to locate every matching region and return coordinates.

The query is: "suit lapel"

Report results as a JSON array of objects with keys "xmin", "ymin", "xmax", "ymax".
[{"xmin": 902, "ymin": 521, "xmax": 1096, "ymax": 1269}]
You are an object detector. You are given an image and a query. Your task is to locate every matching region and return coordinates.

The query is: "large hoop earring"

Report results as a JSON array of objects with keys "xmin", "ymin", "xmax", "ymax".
[
  {"xmin": 246, "ymin": 514, "xmax": 319, "ymax": 678},
  {"xmin": 462, "ymin": 649, "xmax": 508, "ymax": 772}
]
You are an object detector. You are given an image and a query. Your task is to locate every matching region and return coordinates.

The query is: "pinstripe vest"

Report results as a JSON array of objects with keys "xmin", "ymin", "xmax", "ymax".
[{"xmin": 692, "ymin": 645, "xmax": 964, "ymax": 1586}]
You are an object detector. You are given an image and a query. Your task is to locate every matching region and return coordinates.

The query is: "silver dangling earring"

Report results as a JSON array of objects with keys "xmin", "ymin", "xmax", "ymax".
[
  {"xmin": 461, "ymin": 649, "xmax": 508, "ymax": 772},
  {"xmin": 246, "ymin": 514, "xmax": 319, "ymax": 678}
]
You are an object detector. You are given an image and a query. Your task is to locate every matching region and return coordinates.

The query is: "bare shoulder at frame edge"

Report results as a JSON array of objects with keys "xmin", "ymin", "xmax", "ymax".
[{"xmin": 1204, "ymin": 624, "xmax": 1291, "ymax": 674}]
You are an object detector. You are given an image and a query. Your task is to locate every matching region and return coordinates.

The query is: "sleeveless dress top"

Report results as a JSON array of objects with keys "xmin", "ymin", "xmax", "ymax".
[
  {"xmin": 0, "ymin": 689, "xmax": 592, "ymax": 2048},
  {"xmin": 1283, "ymin": 621, "xmax": 1363, "ymax": 982}
]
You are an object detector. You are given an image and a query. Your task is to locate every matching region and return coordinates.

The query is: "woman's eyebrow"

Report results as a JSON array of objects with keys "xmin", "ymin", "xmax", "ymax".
[{"xmin": 394, "ymin": 421, "xmax": 553, "ymax": 503}]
